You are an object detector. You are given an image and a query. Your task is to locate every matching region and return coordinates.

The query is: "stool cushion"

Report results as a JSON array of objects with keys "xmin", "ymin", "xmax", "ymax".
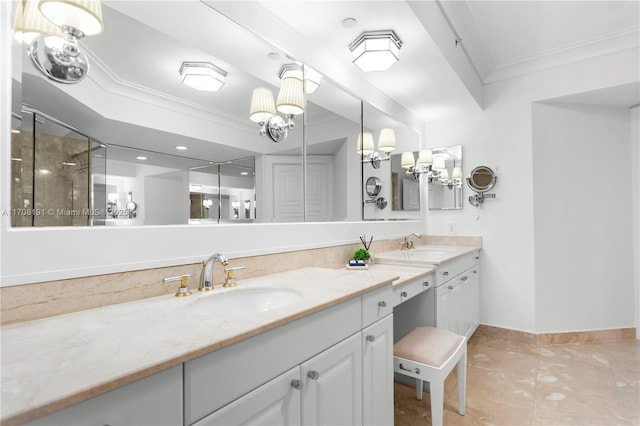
[{"xmin": 394, "ymin": 327, "xmax": 464, "ymax": 367}]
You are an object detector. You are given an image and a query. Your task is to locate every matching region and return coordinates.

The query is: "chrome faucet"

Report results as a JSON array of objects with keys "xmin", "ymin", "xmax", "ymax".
[
  {"xmin": 199, "ymin": 253, "xmax": 229, "ymax": 291},
  {"xmin": 400, "ymin": 233, "xmax": 421, "ymax": 251}
]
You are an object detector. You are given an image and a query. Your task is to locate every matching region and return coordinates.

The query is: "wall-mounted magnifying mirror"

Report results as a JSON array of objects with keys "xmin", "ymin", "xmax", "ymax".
[
  {"xmin": 427, "ymin": 145, "xmax": 463, "ymax": 210},
  {"xmin": 467, "ymin": 166, "xmax": 497, "ymax": 192},
  {"xmin": 365, "ymin": 176, "xmax": 382, "ymax": 198},
  {"xmin": 467, "ymin": 166, "xmax": 497, "ymax": 206}
]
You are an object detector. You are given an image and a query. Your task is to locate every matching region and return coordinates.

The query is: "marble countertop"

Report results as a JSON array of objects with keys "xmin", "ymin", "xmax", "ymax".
[
  {"xmin": 1, "ymin": 267, "xmax": 404, "ymax": 425},
  {"xmin": 375, "ymin": 244, "xmax": 481, "ymax": 266}
]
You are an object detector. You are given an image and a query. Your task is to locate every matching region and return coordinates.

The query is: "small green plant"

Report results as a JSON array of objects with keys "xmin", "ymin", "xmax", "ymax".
[{"xmin": 352, "ymin": 248, "xmax": 371, "ymax": 261}]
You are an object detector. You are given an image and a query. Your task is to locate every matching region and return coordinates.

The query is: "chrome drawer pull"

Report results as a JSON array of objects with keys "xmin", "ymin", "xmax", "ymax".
[
  {"xmin": 401, "ymin": 291, "xmax": 408, "ymax": 297},
  {"xmin": 443, "ymin": 271, "xmax": 449, "ymax": 276},
  {"xmin": 461, "ymin": 276, "xmax": 468, "ymax": 281},
  {"xmin": 399, "ymin": 363, "xmax": 420, "ymax": 374},
  {"xmin": 307, "ymin": 370, "xmax": 319, "ymax": 380},
  {"xmin": 366, "ymin": 334, "xmax": 375, "ymax": 342},
  {"xmin": 448, "ymin": 285, "xmax": 454, "ymax": 290},
  {"xmin": 290, "ymin": 379, "xmax": 303, "ymax": 390},
  {"xmin": 423, "ymin": 282, "xmax": 429, "ymax": 287},
  {"xmin": 378, "ymin": 301, "xmax": 387, "ymax": 307}
]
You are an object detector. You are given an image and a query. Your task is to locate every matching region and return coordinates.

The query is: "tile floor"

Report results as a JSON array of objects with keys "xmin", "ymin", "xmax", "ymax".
[{"xmin": 394, "ymin": 333, "xmax": 640, "ymax": 425}]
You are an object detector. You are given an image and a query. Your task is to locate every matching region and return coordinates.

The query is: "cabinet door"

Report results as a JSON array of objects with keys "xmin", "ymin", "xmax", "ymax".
[
  {"xmin": 435, "ymin": 285, "xmax": 453, "ymax": 332},
  {"xmin": 470, "ymin": 266, "xmax": 480, "ymax": 334},
  {"xmin": 301, "ymin": 333, "xmax": 362, "ymax": 425},
  {"xmin": 362, "ymin": 315, "xmax": 394, "ymax": 426},
  {"xmin": 25, "ymin": 365, "xmax": 182, "ymax": 426},
  {"xmin": 194, "ymin": 367, "xmax": 301, "ymax": 426}
]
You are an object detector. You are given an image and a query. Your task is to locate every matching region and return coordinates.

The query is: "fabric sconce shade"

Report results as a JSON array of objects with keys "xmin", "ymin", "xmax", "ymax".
[
  {"xmin": 357, "ymin": 133, "xmax": 375, "ymax": 155},
  {"xmin": 417, "ymin": 149, "xmax": 433, "ymax": 167},
  {"xmin": 13, "ymin": 0, "xmax": 64, "ymax": 43},
  {"xmin": 276, "ymin": 76, "xmax": 305, "ymax": 116},
  {"xmin": 401, "ymin": 151, "xmax": 415, "ymax": 169},
  {"xmin": 378, "ymin": 128, "xmax": 396, "ymax": 153},
  {"xmin": 38, "ymin": 0, "xmax": 104, "ymax": 35},
  {"xmin": 250, "ymin": 88, "xmax": 276, "ymax": 124}
]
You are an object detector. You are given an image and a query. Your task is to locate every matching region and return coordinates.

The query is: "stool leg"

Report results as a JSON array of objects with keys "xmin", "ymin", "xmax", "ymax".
[
  {"xmin": 416, "ymin": 378, "xmax": 424, "ymax": 401},
  {"xmin": 430, "ymin": 380, "xmax": 444, "ymax": 426},
  {"xmin": 457, "ymin": 350, "xmax": 467, "ymax": 416}
]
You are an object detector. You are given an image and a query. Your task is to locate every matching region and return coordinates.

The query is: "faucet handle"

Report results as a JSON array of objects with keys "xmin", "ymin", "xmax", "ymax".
[
  {"xmin": 223, "ymin": 266, "xmax": 246, "ymax": 288},
  {"xmin": 163, "ymin": 274, "xmax": 192, "ymax": 297}
]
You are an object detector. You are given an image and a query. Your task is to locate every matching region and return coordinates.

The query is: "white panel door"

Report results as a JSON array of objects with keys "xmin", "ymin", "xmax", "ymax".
[
  {"xmin": 301, "ymin": 333, "xmax": 362, "ymax": 425},
  {"xmin": 194, "ymin": 366, "xmax": 301, "ymax": 426},
  {"xmin": 273, "ymin": 163, "xmax": 304, "ymax": 222},
  {"xmin": 362, "ymin": 315, "xmax": 394, "ymax": 426},
  {"xmin": 306, "ymin": 159, "xmax": 332, "ymax": 221}
]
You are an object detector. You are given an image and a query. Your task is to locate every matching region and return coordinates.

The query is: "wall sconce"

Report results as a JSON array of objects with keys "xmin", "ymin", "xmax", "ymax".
[
  {"xmin": 360, "ymin": 128, "xmax": 396, "ymax": 169},
  {"xmin": 402, "ymin": 149, "xmax": 434, "ymax": 179},
  {"xmin": 180, "ymin": 62, "xmax": 227, "ymax": 91},
  {"xmin": 349, "ymin": 30, "xmax": 402, "ymax": 72},
  {"xmin": 250, "ymin": 74, "xmax": 305, "ymax": 143},
  {"xmin": 26, "ymin": 0, "xmax": 104, "ymax": 84}
]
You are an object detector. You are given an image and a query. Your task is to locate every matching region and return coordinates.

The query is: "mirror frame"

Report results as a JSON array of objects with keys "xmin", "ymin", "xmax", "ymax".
[
  {"xmin": 0, "ymin": 2, "xmax": 425, "ymax": 287},
  {"xmin": 467, "ymin": 166, "xmax": 497, "ymax": 193},
  {"xmin": 365, "ymin": 176, "xmax": 382, "ymax": 197}
]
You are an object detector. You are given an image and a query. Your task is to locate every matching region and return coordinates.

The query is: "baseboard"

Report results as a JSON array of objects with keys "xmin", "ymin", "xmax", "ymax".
[{"xmin": 475, "ymin": 324, "xmax": 637, "ymax": 345}]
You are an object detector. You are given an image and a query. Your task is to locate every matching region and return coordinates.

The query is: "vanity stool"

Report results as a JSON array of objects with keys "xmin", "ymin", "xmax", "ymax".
[{"xmin": 393, "ymin": 326, "xmax": 467, "ymax": 426}]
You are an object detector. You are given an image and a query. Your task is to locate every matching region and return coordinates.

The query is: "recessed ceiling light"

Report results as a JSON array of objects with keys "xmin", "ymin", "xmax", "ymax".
[
  {"xmin": 136, "ymin": 156, "xmax": 147, "ymax": 160},
  {"xmin": 176, "ymin": 146, "xmax": 188, "ymax": 150},
  {"xmin": 267, "ymin": 52, "xmax": 281, "ymax": 60},
  {"xmin": 342, "ymin": 17, "xmax": 357, "ymax": 28}
]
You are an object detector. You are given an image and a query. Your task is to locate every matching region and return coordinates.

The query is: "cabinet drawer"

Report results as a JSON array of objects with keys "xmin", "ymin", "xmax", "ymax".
[
  {"xmin": 434, "ymin": 262, "xmax": 452, "ymax": 288},
  {"xmin": 393, "ymin": 278, "xmax": 427, "ymax": 306},
  {"xmin": 362, "ymin": 284, "xmax": 393, "ymax": 327},
  {"xmin": 452, "ymin": 251, "xmax": 480, "ymax": 277}
]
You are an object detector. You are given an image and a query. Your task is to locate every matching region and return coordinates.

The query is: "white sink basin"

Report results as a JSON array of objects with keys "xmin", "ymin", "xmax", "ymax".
[
  {"xmin": 410, "ymin": 248, "xmax": 456, "ymax": 256},
  {"xmin": 190, "ymin": 287, "xmax": 304, "ymax": 316}
]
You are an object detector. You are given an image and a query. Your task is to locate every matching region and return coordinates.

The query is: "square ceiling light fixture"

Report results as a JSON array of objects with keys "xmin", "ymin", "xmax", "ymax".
[
  {"xmin": 180, "ymin": 62, "xmax": 227, "ymax": 91},
  {"xmin": 349, "ymin": 30, "xmax": 402, "ymax": 72}
]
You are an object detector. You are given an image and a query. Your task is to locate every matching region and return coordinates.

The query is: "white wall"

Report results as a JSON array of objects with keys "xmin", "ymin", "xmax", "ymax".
[
  {"xmin": 533, "ymin": 103, "xmax": 634, "ymax": 333},
  {"xmin": 424, "ymin": 48, "xmax": 639, "ymax": 333},
  {"xmin": 632, "ymin": 106, "xmax": 640, "ymax": 339}
]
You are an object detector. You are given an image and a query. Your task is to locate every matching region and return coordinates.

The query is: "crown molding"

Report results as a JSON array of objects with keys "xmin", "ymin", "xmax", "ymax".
[{"xmin": 485, "ymin": 27, "xmax": 639, "ymax": 84}]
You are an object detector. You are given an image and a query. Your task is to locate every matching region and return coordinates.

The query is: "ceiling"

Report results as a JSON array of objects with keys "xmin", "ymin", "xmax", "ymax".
[{"xmin": 14, "ymin": 0, "xmax": 639, "ymax": 164}]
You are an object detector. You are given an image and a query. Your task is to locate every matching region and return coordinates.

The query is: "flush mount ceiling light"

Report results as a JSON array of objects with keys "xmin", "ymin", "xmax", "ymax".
[
  {"xmin": 279, "ymin": 63, "xmax": 322, "ymax": 94},
  {"xmin": 179, "ymin": 62, "xmax": 227, "ymax": 92},
  {"xmin": 27, "ymin": 0, "xmax": 104, "ymax": 84},
  {"xmin": 349, "ymin": 30, "xmax": 402, "ymax": 72},
  {"xmin": 249, "ymin": 73, "xmax": 305, "ymax": 143}
]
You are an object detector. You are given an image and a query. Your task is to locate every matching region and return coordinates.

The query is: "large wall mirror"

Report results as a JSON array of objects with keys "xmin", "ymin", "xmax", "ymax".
[
  {"xmin": 361, "ymin": 103, "xmax": 421, "ymax": 221},
  {"xmin": 10, "ymin": 1, "xmax": 368, "ymax": 226},
  {"xmin": 427, "ymin": 145, "xmax": 463, "ymax": 210}
]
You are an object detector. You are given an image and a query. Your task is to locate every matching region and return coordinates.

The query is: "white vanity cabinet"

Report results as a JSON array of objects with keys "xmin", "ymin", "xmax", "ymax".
[
  {"xmin": 193, "ymin": 367, "xmax": 301, "ymax": 425},
  {"xmin": 301, "ymin": 333, "xmax": 363, "ymax": 425},
  {"xmin": 434, "ymin": 252, "xmax": 480, "ymax": 338},
  {"xmin": 187, "ymin": 284, "xmax": 394, "ymax": 426},
  {"xmin": 24, "ymin": 365, "xmax": 183, "ymax": 426},
  {"xmin": 362, "ymin": 315, "xmax": 394, "ymax": 426}
]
